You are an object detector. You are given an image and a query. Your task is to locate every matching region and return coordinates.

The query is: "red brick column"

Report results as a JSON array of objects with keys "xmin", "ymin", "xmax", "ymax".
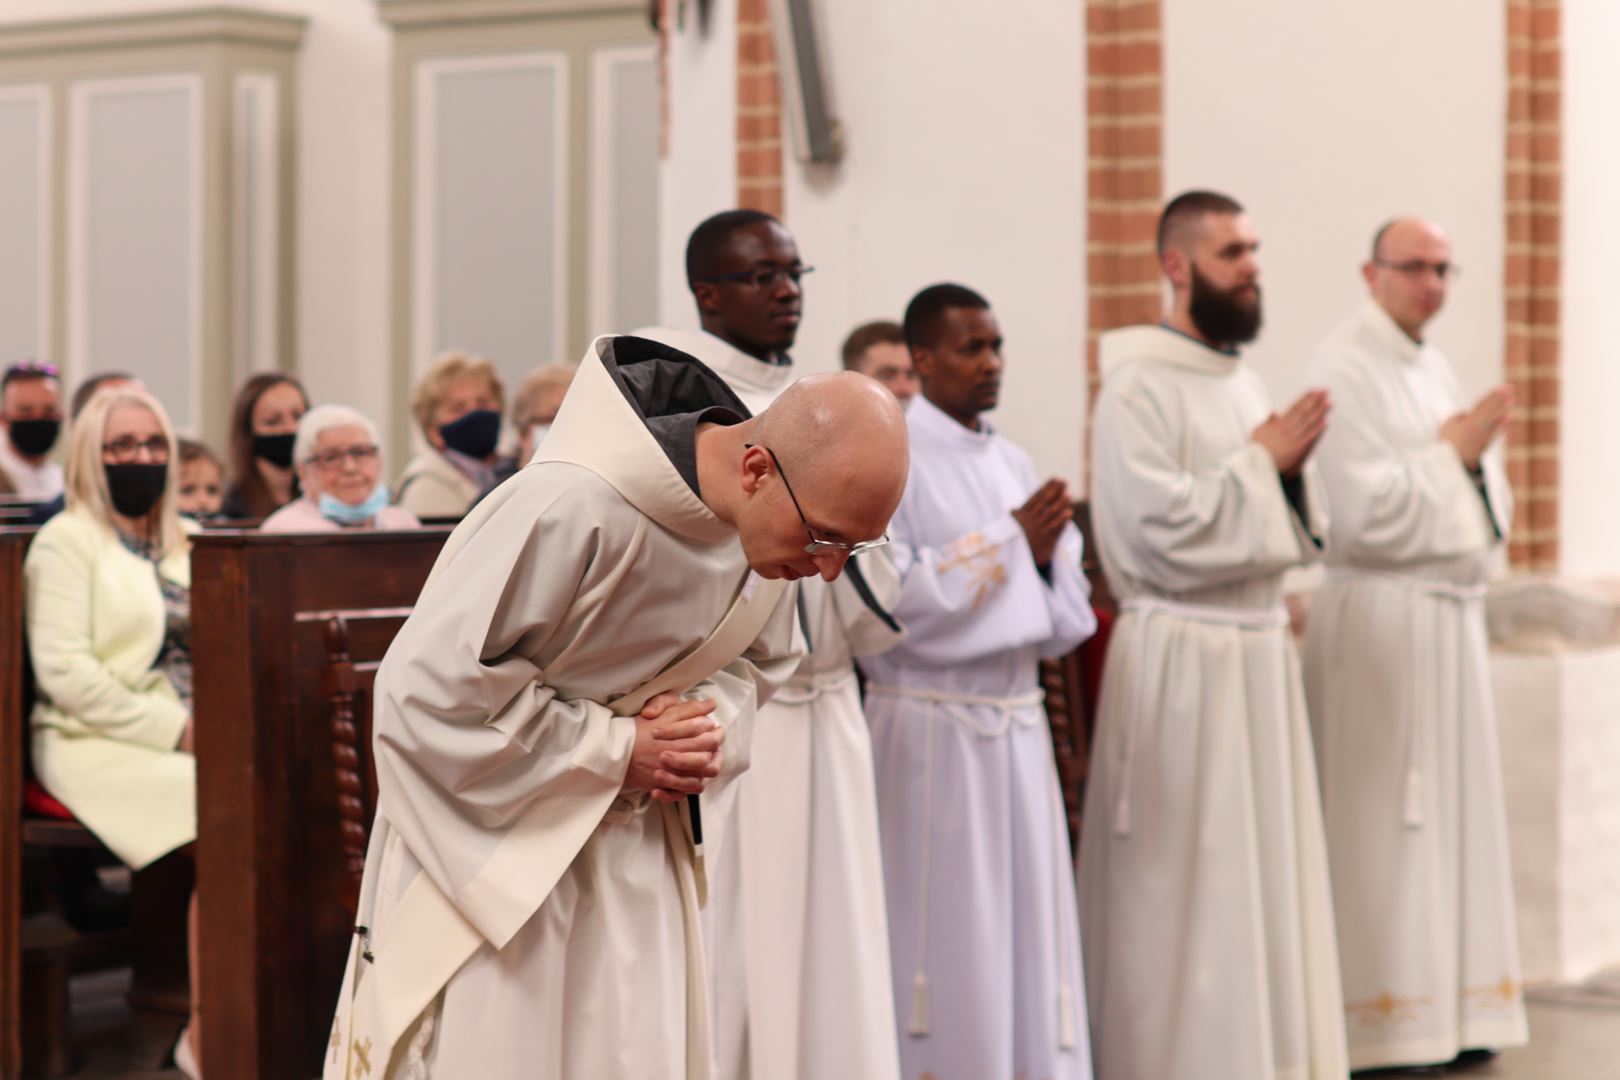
[
  {"xmin": 1504, "ymin": 0, "xmax": 1561, "ymax": 570},
  {"xmin": 1085, "ymin": 0, "xmax": 1164, "ymax": 428},
  {"xmin": 736, "ymin": 0, "xmax": 784, "ymax": 216}
]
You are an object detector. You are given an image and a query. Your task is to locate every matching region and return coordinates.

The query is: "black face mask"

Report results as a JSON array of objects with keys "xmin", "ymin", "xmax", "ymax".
[
  {"xmin": 105, "ymin": 463, "xmax": 168, "ymax": 519},
  {"xmin": 439, "ymin": 409, "xmax": 502, "ymax": 460},
  {"xmin": 252, "ymin": 432, "xmax": 297, "ymax": 469},
  {"xmin": 7, "ymin": 418, "xmax": 60, "ymax": 458}
]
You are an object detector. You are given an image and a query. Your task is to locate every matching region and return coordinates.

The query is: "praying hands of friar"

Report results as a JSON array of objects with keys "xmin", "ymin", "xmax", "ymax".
[
  {"xmin": 1441, "ymin": 384, "xmax": 1514, "ymax": 470},
  {"xmin": 1011, "ymin": 477, "xmax": 1074, "ymax": 569},
  {"xmin": 624, "ymin": 691, "xmax": 726, "ymax": 804},
  {"xmin": 1252, "ymin": 388, "xmax": 1333, "ymax": 476}
]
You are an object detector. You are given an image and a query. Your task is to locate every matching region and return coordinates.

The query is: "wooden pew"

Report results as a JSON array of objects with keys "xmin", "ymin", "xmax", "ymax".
[
  {"xmin": 1040, "ymin": 501, "xmax": 1113, "ymax": 850},
  {"xmin": 190, "ymin": 529, "xmax": 448, "ymax": 1079},
  {"xmin": 1, "ymin": 528, "xmax": 28, "ymax": 1079}
]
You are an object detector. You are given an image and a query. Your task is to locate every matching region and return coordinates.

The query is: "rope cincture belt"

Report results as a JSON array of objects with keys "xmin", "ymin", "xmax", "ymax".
[
  {"xmin": 866, "ymin": 684, "xmax": 1079, "ymax": 1052},
  {"xmin": 1113, "ymin": 596, "xmax": 1291, "ymax": 840},
  {"xmin": 1324, "ymin": 568, "xmax": 1488, "ymax": 829}
]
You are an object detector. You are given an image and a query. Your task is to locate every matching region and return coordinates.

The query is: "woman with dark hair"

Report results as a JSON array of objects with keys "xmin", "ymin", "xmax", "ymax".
[{"xmin": 219, "ymin": 372, "xmax": 309, "ymax": 520}]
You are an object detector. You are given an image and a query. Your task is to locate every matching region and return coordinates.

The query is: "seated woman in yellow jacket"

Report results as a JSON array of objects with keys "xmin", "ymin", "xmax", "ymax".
[{"xmin": 25, "ymin": 384, "xmax": 203, "ymax": 1077}]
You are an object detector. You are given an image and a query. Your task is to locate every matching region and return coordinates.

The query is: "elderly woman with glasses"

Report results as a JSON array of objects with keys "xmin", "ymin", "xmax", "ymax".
[
  {"xmin": 24, "ymin": 384, "xmax": 205, "ymax": 1074},
  {"xmin": 261, "ymin": 404, "xmax": 420, "ymax": 533}
]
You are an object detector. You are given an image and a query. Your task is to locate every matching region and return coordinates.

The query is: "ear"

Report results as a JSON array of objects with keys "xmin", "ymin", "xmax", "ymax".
[
  {"xmin": 1361, "ymin": 261, "xmax": 1378, "ymax": 289},
  {"xmin": 1161, "ymin": 248, "xmax": 1191, "ymax": 290},
  {"xmin": 693, "ymin": 281, "xmax": 723, "ymax": 317},
  {"xmin": 909, "ymin": 345, "xmax": 934, "ymax": 383},
  {"xmin": 739, "ymin": 443, "xmax": 771, "ymax": 496},
  {"xmin": 425, "ymin": 424, "xmax": 445, "ymax": 451}
]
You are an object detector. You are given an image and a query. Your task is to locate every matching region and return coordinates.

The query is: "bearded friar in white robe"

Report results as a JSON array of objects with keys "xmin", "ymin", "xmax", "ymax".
[
  {"xmin": 859, "ymin": 284, "xmax": 1097, "ymax": 1080},
  {"xmin": 1080, "ymin": 192, "xmax": 1349, "ymax": 1080},
  {"xmin": 1303, "ymin": 218, "xmax": 1526, "ymax": 1071},
  {"xmin": 322, "ymin": 336, "xmax": 908, "ymax": 1080},
  {"xmin": 640, "ymin": 224, "xmax": 904, "ymax": 1080}
]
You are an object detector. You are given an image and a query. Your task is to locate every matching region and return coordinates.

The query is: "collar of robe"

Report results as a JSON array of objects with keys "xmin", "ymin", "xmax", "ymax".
[
  {"xmin": 908, "ymin": 391, "xmax": 998, "ymax": 449},
  {"xmin": 1360, "ymin": 297, "xmax": 1426, "ymax": 364},
  {"xmin": 534, "ymin": 334, "xmax": 743, "ymax": 545},
  {"xmin": 632, "ymin": 325, "xmax": 796, "ymax": 399},
  {"xmin": 1097, "ymin": 324, "xmax": 1243, "ymax": 382}
]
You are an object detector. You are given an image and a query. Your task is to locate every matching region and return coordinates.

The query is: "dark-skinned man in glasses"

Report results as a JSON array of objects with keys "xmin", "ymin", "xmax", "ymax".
[
  {"xmin": 324, "ymin": 340, "xmax": 907, "ymax": 1080},
  {"xmin": 1303, "ymin": 217, "xmax": 1526, "ymax": 1073},
  {"xmin": 857, "ymin": 282, "xmax": 1098, "ymax": 1080},
  {"xmin": 638, "ymin": 209, "xmax": 907, "ymax": 1080}
]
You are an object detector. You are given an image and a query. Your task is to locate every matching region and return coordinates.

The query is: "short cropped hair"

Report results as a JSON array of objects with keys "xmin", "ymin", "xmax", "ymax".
[
  {"xmin": 840, "ymin": 321, "xmax": 905, "ymax": 371},
  {"xmin": 685, "ymin": 209, "xmax": 781, "ymax": 288},
  {"xmin": 411, "ymin": 351, "xmax": 505, "ymax": 437},
  {"xmin": 178, "ymin": 437, "xmax": 222, "ymax": 471},
  {"xmin": 903, "ymin": 284, "xmax": 991, "ymax": 350},
  {"xmin": 71, "ymin": 371, "xmax": 136, "ymax": 419},
  {"xmin": 293, "ymin": 404, "xmax": 382, "ymax": 470},
  {"xmin": 1157, "ymin": 189, "xmax": 1245, "ymax": 256}
]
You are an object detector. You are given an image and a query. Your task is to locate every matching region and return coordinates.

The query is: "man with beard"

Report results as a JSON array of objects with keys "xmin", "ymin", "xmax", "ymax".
[
  {"xmin": 1080, "ymin": 190, "xmax": 1349, "ymax": 1079},
  {"xmin": 1304, "ymin": 218, "xmax": 1525, "ymax": 1071},
  {"xmin": 636, "ymin": 209, "xmax": 906, "ymax": 1080},
  {"xmin": 859, "ymin": 283, "xmax": 1097, "ymax": 1080}
]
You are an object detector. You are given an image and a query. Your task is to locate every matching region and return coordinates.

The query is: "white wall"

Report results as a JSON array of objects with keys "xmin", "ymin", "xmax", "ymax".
[
  {"xmin": 1560, "ymin": 0, "xmax": 1620, "ymax": 580},
  {"xmin": 662, "ymin": 0, "xmax": 1089, "ymax": 489},
  {"xmin": 1163, "ymin": 0, "xmax": 1506, "ymax": 408},
  {"xmin": 0, "ymin": 0, "xmax": 393, "ymax": 446}
]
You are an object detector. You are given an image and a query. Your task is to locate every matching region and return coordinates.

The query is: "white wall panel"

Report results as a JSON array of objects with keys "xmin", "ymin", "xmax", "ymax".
[
  {"xmin": 0, "ymin": 86, "xmax": 50, "ymax": 363},
  {"xmin": 589, "ymin": 44, "xmax": 660, "ymax": 337}
]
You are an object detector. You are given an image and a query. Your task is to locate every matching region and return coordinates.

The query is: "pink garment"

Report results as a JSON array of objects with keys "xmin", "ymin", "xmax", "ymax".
[{"xmin": 259, "ymin": 498, "xmax": 421, "ymax": 533}]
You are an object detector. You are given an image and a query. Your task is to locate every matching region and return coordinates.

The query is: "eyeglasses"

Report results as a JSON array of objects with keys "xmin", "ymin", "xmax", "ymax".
[
  {"xmin": 701, "ymin": 264, "xmax": 815, "ymax": 290},
  {"xmin": 308, "ymin": 444, "xmax": 379, "ymax": 471},
  {"xmin": 748, "ymin": 443, "xmax": 890, "ymax": 557},
  {"xmin": 1372, "ymin": 259, "xmax": 1461, "ymax": 282},
  {"xmin": 103, "ymin": 436, "xmax": 170, "ymax": 463}
]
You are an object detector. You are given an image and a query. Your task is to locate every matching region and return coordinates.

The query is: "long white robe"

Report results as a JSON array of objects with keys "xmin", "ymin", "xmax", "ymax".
[
  {"xmin": 637, "ymin": 327, "xmax": 904, "ymax": 1080},
  {"xmin": 323, "ymin": 337, "xmax": 800, "ymax": 1080},
  {"xmin": 860, "ymin": 393, "xmax": 1097, "ymax": 1080},
  {"xmin": 1080, "ymin": 325, "xmax": 1348, "ymax": 1080},
  {"xmin": 1302, "ymin": 300, "xmax": 1527, "ymax": 1070}
]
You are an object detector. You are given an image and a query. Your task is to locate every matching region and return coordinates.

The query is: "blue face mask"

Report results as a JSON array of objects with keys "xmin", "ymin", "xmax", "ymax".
[{"xmin": 319, "ymin": 482, "xmax": 390, "ymax": 526}]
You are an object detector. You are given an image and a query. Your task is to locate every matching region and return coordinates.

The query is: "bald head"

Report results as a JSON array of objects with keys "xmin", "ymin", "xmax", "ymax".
[
  {"xmin": 704, "ymin": 370, "xmax": 909, "ymax": 582},
  {"xmin": 1365, "ymin": 216, "xmax": 1453, "ymax": 340}
]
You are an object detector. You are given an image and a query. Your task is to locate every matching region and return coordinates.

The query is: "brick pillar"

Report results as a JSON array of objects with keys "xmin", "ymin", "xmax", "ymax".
[
  {"xmin": 1504, "ymin": 0, "xmax": 1561, "ymax": 571},
  {"xmin": 736, "ymin": 0, "xmax": 784, "ymax": 216},
  {"xmin": 1085, "ymin": 0, "xmax": 1164, "ymax": 434}
]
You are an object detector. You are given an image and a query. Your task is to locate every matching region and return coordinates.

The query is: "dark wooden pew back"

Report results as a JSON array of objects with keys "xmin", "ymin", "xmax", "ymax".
[
  {"xmin": 190, "ymin": 528, "xmax": 448, "ymax": 1079},
  {"xmin": 0, "ymin": 528, "xmax": 32, "ymax": 1078}
]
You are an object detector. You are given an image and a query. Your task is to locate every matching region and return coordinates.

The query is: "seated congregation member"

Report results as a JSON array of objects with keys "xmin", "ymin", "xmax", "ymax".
[
  {"xmin": 261, "ymin": 405, "xmax": 420, "ymax": 532},
  {"xmin": 395, "ymin": 350, "xmax": 504, "ymax": 517},
  {"xmin": 220, "ymin": 372, "xmax": 309, "ymax": 520},
  {"xmin": 860, "ymin": 283, "xmax": 1097, "ymax": 1080},
  {"xmin": 25, "ymin": 384, "xmax": 204, "ymax": 1076},
  {"xmin": 0, "ymin": 359, "xmax": 66, "ymax": 499},
  {"xmin": 1081, "ymin": 190, "xmax": 1346, "ymax": 1079},
  {"xmin": 27, "ymin": 371, "xmax": 139, "ymax": 525},
  {"xmin": 176, "ymin": 439, "xmax": 225, "ymax": 522},
  {"xmin": 841, "ymin": 320, "xmax": 919, "ymax": 406},
  {"xmin": 511, "ymin": 363, "xmax": 576, "ymax": 470}
]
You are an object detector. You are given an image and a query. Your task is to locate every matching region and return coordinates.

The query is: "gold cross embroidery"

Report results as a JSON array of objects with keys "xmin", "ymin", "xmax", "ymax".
[
  {"xmin": 938, "ymin": 532, "xmax": 1008, "ymax": 611},
  {"xmin": 349, "ymin": 1036, "xmax": 373, "ymax": 1077},
  {"xmin": 329, "ymin": 1023, "xmax": 342, "ymax": 1063}
]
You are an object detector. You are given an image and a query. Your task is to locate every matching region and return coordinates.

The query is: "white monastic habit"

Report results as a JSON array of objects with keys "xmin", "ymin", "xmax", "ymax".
[
  {"xmin": 637, "ymin": 326, "xmax": 904, "ymax": 1080},
  {"xmin": 860, "ymin": 392, "xmax": 1096, "ymax": 1080},
  {"xmin": 1303, "ymin": 300, "xmax": 1526, "ymax": 1070},
  {"xmin": 323, "ymin": 336, "xmax": 800, "ymax": 1080},
  {"xmin": 1080, "ymin": 324, "xmax": 1348, "ymax": 1080}
]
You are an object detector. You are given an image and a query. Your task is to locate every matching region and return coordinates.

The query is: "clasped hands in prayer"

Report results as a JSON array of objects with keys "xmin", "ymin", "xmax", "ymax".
[
  {"xmin": 623, "ymin": 691, "xmax": 725, "ymax": 804},
  {"xmin": 1441, "ymin": 384, "xmax": 1514, "ymax": 470},
  {"xmin": 1253, "ymin": 388, "xmax": 1333, "ymax": 476},
  {"xmin": 1013, "ymin": 478, "xmax": 1073, "ymax": 568}
]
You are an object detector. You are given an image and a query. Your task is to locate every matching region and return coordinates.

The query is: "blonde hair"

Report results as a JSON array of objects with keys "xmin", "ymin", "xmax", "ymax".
[
  {"xmin": 412, "ymin": 351, "xmax": 505, "ymax": 437},
  {"xmin": 511, "ymin": 364, "xmax": 576, "ymax": 425},
  {"xmin": 64, "ymin": 385, "xmax": 189, "ymax": 558}
]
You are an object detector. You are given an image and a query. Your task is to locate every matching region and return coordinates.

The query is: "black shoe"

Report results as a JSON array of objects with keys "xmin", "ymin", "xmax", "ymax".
[{"xmin": 1451, "ymin": 1048, "xmax": 1500, "ymax": 1069}]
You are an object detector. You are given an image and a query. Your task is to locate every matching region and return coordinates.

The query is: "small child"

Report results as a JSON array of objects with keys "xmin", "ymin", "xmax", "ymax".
[{"xmin": 176, "ymin": 438, "xmax": 224, "ymax": 521}]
